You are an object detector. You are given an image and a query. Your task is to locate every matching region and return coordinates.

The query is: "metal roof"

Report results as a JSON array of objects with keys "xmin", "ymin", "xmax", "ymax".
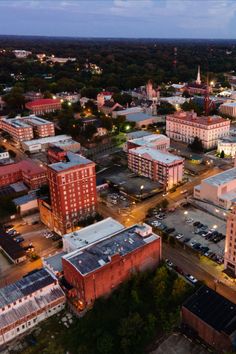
[
  {"xmin": 204, "ymin": 167, "xmax": 236, "ymax": 186},
  {"xmin": 49, "ymin": 152, "xmax": 93, "ymax": 172}
]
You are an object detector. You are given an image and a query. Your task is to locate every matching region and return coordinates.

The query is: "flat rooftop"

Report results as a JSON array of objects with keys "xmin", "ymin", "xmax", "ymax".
[
  {"xmin": 126, "ymin": 131, "xmax": 151, "ymax": 140},
  {"xmin": 23, "ymin": 134, "xmax": 72, "ymax": 146},
  {"xmin": 25, "ymin": 115, "xmax": 53, "ymax": 126},
  {"xmin": 129, "ymin": 134, "xmax": 169, "ymax": 146},
  {"xmin": 203, "ymin": 167, "xmax": 236, "ymax": 187},
  {"xmin": 218, "ymin": 136, "xmax": 236, "ymax": 143},
  {"xmin": 125, "ymin": 113, "xmax": 155, "ymax": 122},
  {"xmin": 13, "ymin": 192, "xmax": 37, "ymax": 206},
  {"xmin": 44, "ymin": 251, "xmax": 67, "ymax": 273},
  {"xmin": 183, "ymin": 285, "xmax": 236, "ymax": 335},
  {"xmin": 2, "ymin": 118, "xmax": 31, "ymax": 129},
  {"xmin": 0, "ymin": 268, "xmax": 54, "ymax": 308},
  {"xmin": 221, "ymin": 102, "xmax": 236, "ymax": 107},
  {"xmin": 64, "ymin": 224, "xmax": 159, "ymax": 275},
  {"xmin": 49, "ymin": 152, "xmax": 93, "ymax": 172},
  {"xmin": 63, "ymin": 217, "xmax": 124, "ymax": 250},
  {"xmin": 129, "ymin": 147, "xmax": 183, "ymax": 164}
]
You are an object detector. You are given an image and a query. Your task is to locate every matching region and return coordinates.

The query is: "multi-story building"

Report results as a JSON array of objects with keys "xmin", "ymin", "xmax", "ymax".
[
  {"xmin": 21, "ymin": 135, "xmax": 74, "ymax": 153},
  {"xmin": 0, "ymin": 115, "xmax": 55, "ymax": 142},
  {"xmin": 97, "ymin": 91, "xmax": 113, "ymax": 107},
  {"xmin": 62, "ymin": 223, "xmax": 161, "ymax": 311},
  {"xmin": 220, "ymin": 102, "xmax": 236, "ymax": 118},
  {"xmin": 12, "ymin": 50, "xmax": 32, "ymax": 58},
  {"xmin": 39, "ymin": 152, "xmax": 97, "ymax": 235},
  {"xmin": 217, "ymin": 136, "xmax": 236, "ymax": 157},
  {"xmin": 194, "ymin": 167, "xmax": 236, "ymax": 210},
  {"xmin": 128, "ymin": 147, "xmax": 184, "ymax": 189},
  {"xmin": 24, "ymin": 91, "xmax": 43, "ymax": 101},
  {"xmin": 224, "ymin": 205, "xmax": 236, "ymax": 276},
  {"xmin": 25, "ymin": 98, "xmax": 62, "ymax": 115},
  {"xmin": 24, "ymin": 115, "xmax": 55, "ymax": 138},
  {"xmin": 56, "ymin": 92, "xmax": 80, "ymax": 103},
  {"xmin": 125, "ymin": 134, "xmax": 170, "ymax": 152},
  {"xmin": 0, "ymin": 118, "xmax": 34, "ymax": 142},
  {"xmin": 0, "ymin": 268, "xmax": 65, "ymax": 345},
  {"xmin": 47, "ymin": 146, "xmax": 67, "ymax": 163},
  {"xmin": 0, "ymin": 160, "xmax": 47, "ymax": 189},
  {"xmin": 166, "ymin": 111, "xmax": 230, "ymax": 149}
]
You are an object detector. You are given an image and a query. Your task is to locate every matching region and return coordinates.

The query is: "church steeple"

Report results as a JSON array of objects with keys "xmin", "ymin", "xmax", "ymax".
[{"xmin": 196, "ymin": 65, "xmax": 201, "ymax": 85}]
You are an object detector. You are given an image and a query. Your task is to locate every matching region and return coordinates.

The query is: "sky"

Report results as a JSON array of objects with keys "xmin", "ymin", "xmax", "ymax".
[{"xmin": 0, "ymin": 0, "xmax": 236, "ymax": 39}]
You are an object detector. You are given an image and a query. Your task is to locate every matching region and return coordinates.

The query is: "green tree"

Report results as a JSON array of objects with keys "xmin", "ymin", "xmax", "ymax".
[
  {"xmin": 97, "ymin": 333, "xmax": 114, "ymax": 354},
  {"xmin": 220, "ymin": 150, "xmax": 225, "ymax": 158},
  {"xmin": 3, "ymin": 87, "xmax": 25, "ymax": 110},
  {"xmin": 189, "ymin": 136, "xmax": 204, "ymax": 153}
]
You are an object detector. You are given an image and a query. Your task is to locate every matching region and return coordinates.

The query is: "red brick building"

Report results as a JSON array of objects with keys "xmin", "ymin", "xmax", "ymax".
[
  {"xmin": 182, "ymin": 286, "xmax": 236, "ymax": 352},
  {"xmin": 39, "ymin": 152, "xmax": 97, "ymax": 235},
  {"xmin": 47, "ymin": 146, "xmax": 67, "ymax": 163},
  {"xmin": 0, "ymin": 160, "xmax": 47, "ymax": 189},
  {"xmin": 62, "ymin": 223, "xmax": 161, "ymax": 311},
  {"xmin": 0, "ymin": 118, "xmax": 34, "ymax": 142},
  {"xmin": 25, "ymin": 98, "xmax": 62, "ymax": 115}
]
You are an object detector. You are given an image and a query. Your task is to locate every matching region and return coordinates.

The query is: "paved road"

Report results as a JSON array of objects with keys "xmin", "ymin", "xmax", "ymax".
[{"xmin": 163, "ymin": 243, "xmax": 236, "ymax": 304}]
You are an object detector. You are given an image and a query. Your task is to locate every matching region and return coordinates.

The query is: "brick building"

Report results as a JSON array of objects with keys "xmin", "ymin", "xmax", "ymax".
[
  {"xmin": 166, "ymin": 111, "xmax": 230, "ymax": 149},
  {"xmin": 125, "ymin": 133, "xmax": 170, "ymax": 153},
  {"xmin": 47, "ymin": 146, "xmax": 67, "ymax": 163},
  {"xmin": 224, "ymin": 204, "xmax": 236, "ymax": 276},
  {"xmin": 0, "ymin": 269, "xmax": 65, "ymax": 345},
  {"xmin": 0, "ymin": 118, "xmax": 34, "ymax": 142},
  {"xmin": 62, "ymin": 223, "xmax": 161, "ymax": 311},
  {"xmin": 0, "ymin": 115, "xmax": 55, "ymax": 142},
  {"xmin": 128, "ymin": 147, "xmax": 184, "ymax": 190},
  {"xmin": 39, "ymin": 152, "xmax": 97, "ymax": 235},
  {"xmin": 182, "ymin": 286, "xmax": 236, "ymax": 352},
  {"xmin": 25, "ymin": 98, "xmax": 62, "ymax": 115},
  {"xmin": 0, "ymin": 160, "xmax": 47, "ymax": 189}
]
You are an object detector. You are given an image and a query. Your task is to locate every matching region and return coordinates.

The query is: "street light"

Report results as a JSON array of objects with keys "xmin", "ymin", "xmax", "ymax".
[
  {"xmin": 213, "ymin": 224, "xmax": 218, "ymax": 229},
  {"xmin": 184, "ymin": 211, "xmax": 188, "ymax": 215}
]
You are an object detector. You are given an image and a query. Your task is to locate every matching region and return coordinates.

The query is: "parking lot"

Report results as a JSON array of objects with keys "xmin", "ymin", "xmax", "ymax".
[{"xmin": 148, "ymin": 205, "xmax": 226, "ymax": 261}]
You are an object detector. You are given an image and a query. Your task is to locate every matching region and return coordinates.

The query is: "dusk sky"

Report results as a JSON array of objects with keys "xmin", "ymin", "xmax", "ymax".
[{"xmin": 0, "ymin": 0, "xmax": 236, "ymax": 39}]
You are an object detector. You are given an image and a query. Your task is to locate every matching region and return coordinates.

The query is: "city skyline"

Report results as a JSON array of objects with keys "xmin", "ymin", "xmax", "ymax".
[{"xmin": 0, "ymin": 0, "xmax": 236, "ymax": 39}]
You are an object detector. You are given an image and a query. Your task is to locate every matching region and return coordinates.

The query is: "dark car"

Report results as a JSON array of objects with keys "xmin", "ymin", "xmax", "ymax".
[
  {"xmin": 15, "ymin": 237, "xmax": 24, "ymax": 243},
  {"xmin": 52, "ymin": 235, "xmax": 62, "ymax": 241},
  {"xmin": 183, "ymin": 237, "xmax": 190, "ymax": 243},
  {"xmin": 193, "ymin": 221, "xmax": 200, "ymax": 227},
  {"xmin": 166, "ymin": 227, "xmax": 175, "ymax": 234}
]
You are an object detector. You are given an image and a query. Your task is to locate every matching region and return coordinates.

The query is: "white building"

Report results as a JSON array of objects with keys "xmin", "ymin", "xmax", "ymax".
[
  {"xmin": 217, "ymin": 136, "xmax": 236, "ymax": 157},
  {"xmin": 13, "ymin": 50, "xmax": 32, "ymax": 58},
  {"xmin": 0, "ymin": 149, "xmax": 9, "ymax": 160},
  {"xmin": 166, "ymin": 111, "xmax": 230, "ymax": 149},
  {"xmin": 124, "ymin": 133, "xmax": 170, "ymax": 152},
  {"xmin": 220, "ymin": 102, "xmax": 236, "ymax": 118},
  {"xmin": 194, "ymin": 167, "xmax": 236, "ymax": 209},
  {"xmin": 21, "ymin": 134, "xmax": 73, "ymax": 153},
  {"xmin": 112, "ymin": 107, "xmax": 143, "ymax": 118},
  {"xmin": 0, "ymin": 269, "xmax": 65, "ymax": 345}
]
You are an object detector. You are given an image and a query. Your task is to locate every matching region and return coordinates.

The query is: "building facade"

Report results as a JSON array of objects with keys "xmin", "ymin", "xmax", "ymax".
[
  {"xmin": 220, "ymin": 102, "xmax": 236, "ymax": 118},
  {"xmin": 39, "ymin": 152, "xmax": 97, "ymax": 235},
  {"xmin": 217, "ymin": 136, "xmax": 236, "ymax": 157},
  {"xmin": 0, "ymin": 160, "xmax": 47, "ymax": 189},
  {"xmin": 128, "ymin": 147, "xmax": 184, "ymax": 189},
  {"xmin": 125, "ymin": 134, "xmax": 170, "ymax": 153},
  {"xmin": 224, "ymin": 205, "xmax": 236, "ymax": 276},
  {"xmin": 0, "ymin": 118, "xmax": 34, "ymax": 142},
  {"xmin": 62, "ymin": 223, "xmax": 161, "ymax": 311},
  {"xmin": 166, "ymin": 111, "xmax": 230, "ymax": 149},
  {"xmin": 0, "ymin": 269, "xmax": 65, "ymax": 345},
  {"xmin": 25, "ymin": 98, "xmax": 62, "ymax": 115},
  {"xmin": 24, "ymin": 115, "xmax": 55, "ymax": 138}
]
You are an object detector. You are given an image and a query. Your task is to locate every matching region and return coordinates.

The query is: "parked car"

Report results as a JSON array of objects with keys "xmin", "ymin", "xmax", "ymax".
[
  {"xmin": 185, "ymin": 274, "xmax": 198, "ymax": 284},
  {"xmin": 193, "ymin": 221, "xmax": 200, "ymax": 227},
  {"xmin": 183, "ymin": 237, "xmax": 190, "ymax": 243},
  {"xmin": 166, "ymin": 227, "xmax": 175, "ymax": 234},
  {"xmin": 176, "ymin": 233, "xmax": 184, "ymax": 240},
  {"xmin": 165, "ymin": 259, "xmax": 173, "ymax": 267},
  {"xmin": 15, "ymin": 237, "xmax": 24, "ymax": 243},
  {"xmin": 190, "ymin": 240, "xmax": 197, "ymax": 247}
]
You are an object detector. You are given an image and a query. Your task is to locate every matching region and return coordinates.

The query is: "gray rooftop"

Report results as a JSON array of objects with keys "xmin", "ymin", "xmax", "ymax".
[
  {"xmin": 203, "ymin": 167, "xmax": 236, "ymax": 187},
  {"xmin": 49, "ymin": 152, "xmax": 93, "ymax": 172},
  {"xmin": 3, "ymin": 118, "xmax": 31, "ymax": 129},
  {"xmin": 64, "ymin": 224, "xmax": 159, "ymax": 275},
  {"xmin": 25, "ymin": 115, "xmax": 53, "ymax": 126},
  {"xmin": 13, "ymin": 192, "xmax": 37, "ymax": 206},
  {"xmin": 44, "ymin": 251, "xmax": 67, "ymax": 273},
  {"xmin": 0, "ymin": 269, "xmax": 54, "ymax": 308},
  {"xmin": 218, "ymin": 135, "xmax": 236, "ymax": 143},
  {"xmin": 130, "ymin": 147, "xmax": 183, "ymax": 164},
  {"xmin": 22, "ymin": 134, "xmax": 72, "ymax": 146},
  {"xmin": 63, "ymin": 217, "xmax": 124, "ymax": 251},
  {"xmin": 126, "ymin": 113, "xmax": 155, "ymax": 122},
  {"xmin": 126, "ymin": 131, "xmax": 151, "ymax": 140}
]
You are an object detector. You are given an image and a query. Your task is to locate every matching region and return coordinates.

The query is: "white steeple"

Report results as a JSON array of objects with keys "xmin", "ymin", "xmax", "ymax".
[{"xmin": 196, "ymin": 65, "xmax": 201, "ymax": 85}]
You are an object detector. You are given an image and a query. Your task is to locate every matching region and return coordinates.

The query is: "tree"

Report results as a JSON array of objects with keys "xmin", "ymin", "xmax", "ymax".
[
  {"xmin": 189, "ymin": 136, "xmax": 204, "ymax": 153},
  {"xmin": 97, "ymin": 333, "xmax": 114, "ymax": 354},
  {"xmin": 181, "ymin": 99, "xmax": 203, "ymax": 115},
  {"xmin": 161, "ymin": 198, "xmax": 169, "ymax": 210},
  {"xmin": 3, "ymin": 87, "xmax": 25, "ymax": 110},
  {"xmin": 220, "ymin": 150, "xmax": 225, "ymax": 158},
  {"xmin": 157, "ymin": 102, "xmax": 176, "ymax": 115},
  {"xmin": 112, "ymin": 92, "xmax": 132, "ymax": 106}
]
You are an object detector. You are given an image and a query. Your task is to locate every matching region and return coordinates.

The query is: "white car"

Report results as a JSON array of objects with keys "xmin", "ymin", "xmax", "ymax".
[
  {"xmin": 185, "ymin": 274, "xmax": 198, "ymax": 284},
  {"xmin": 176, "ymin": 233, "xmax": 184, "ymax": 239},
  {"xmin": 165, "ymin": 259, "xmax": 173, "ymax": 267},
  {"xmin": 190, "ymin": 240, "xmax": 197, "ymax": 247}
]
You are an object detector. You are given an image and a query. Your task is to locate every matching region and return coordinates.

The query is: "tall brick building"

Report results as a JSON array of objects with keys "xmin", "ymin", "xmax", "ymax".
[
  {"xmin": 62, "ymin": 223, "xmax": 161, "ymax": 311},
  {"xmin": 39, "ymin": 152, "xmax": 97, "ymax": 235},
  {"xmin": 224, "ymin": 205, "xmax": 236, "ymax": 276},
  {"xmin": 25, "ymin": 98, "xmax": 62, "ymax": 115}
]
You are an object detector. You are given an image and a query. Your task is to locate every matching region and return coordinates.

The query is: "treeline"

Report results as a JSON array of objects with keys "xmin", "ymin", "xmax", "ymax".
[{"xmin": 0, "ymin": 37, "xmax": 235, "ymax": 93}]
